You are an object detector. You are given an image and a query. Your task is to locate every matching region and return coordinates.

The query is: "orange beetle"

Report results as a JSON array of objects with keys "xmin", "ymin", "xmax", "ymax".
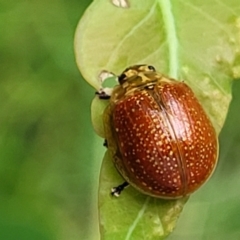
[{"xmin": 103, "ymin": 65, "xmax": 218, "ymax": 199}]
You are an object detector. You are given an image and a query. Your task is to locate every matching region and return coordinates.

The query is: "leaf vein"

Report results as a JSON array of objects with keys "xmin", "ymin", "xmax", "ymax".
[
  {"xmin": 214, "ymin": 0, "xmax": 239, "ymax": 16},
  {"xmin": 125, "ymin": 197, "xmax": 150, "ymax": 240},
  {"xmin": 179, "ymin": 0, "xmax": 231, "ymax": 37},
  {"xmin": 138, "ymin": 41, "xmax": 167, "ymax": 63},
  {"xmin": 157, "ymin": 0, "xmax": 179, "ymax": 78},
  {"xmin": 106, "ymin": 3, "xmax": 157, "ymax": 69}
]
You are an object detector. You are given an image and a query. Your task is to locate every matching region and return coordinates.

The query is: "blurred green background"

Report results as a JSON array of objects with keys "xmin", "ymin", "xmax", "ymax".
[
  {"xmin": 1, "ymin": 1, "xmax": 240, "ymax": 240},
  {"xmin": 0, "ymin": 0, "xmax": 104, "ymax": 239}
]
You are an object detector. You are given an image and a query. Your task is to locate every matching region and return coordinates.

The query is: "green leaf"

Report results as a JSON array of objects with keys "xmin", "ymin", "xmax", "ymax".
[
  {"xmin": 91, "ymin": 96, "xmax": 110, "ymax": 138},
  {"xmin": 74, "ymin": 0, "xmax": 240, "ymax": 239}
]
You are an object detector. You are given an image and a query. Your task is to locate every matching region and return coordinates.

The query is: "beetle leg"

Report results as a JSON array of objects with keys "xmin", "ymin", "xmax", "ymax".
[
  {"xmin": 111, "ymin": 181, "xmax": 129, "ymax": 197},
  {"xmin": 103, "ymin": 139, "xmax": 108, "ymax": 148},
  {"xmin": 95, "ymin": 90, "xmax": 111, "ymax": 100}
]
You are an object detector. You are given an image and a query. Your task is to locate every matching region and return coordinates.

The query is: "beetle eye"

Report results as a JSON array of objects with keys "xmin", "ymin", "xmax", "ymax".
[
  {"xmin": 148, "ymin": 65, "xmax": 156, "ymax": 71},
  {"xmin": 118, "ymin": 73, "xmax": 127, "ymax": 84}
]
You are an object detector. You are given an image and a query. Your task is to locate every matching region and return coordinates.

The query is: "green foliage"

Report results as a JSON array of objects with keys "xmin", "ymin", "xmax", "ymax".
[
  {"xmin": 2, "ymin": 0, "xmax": 240, "ymax": 240},
  {"xmin": 74, "ymin": 0, "xmax": 240, "ymax": 239},
  {"xmin": 0, "ymin": 0, "xmax": 101, "ymax": 240}
]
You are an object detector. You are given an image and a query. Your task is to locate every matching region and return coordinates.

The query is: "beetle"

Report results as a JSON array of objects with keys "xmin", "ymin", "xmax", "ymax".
[{"xmin": 102, "ymin": 64, "xmax": 218, "ymax": 199}]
